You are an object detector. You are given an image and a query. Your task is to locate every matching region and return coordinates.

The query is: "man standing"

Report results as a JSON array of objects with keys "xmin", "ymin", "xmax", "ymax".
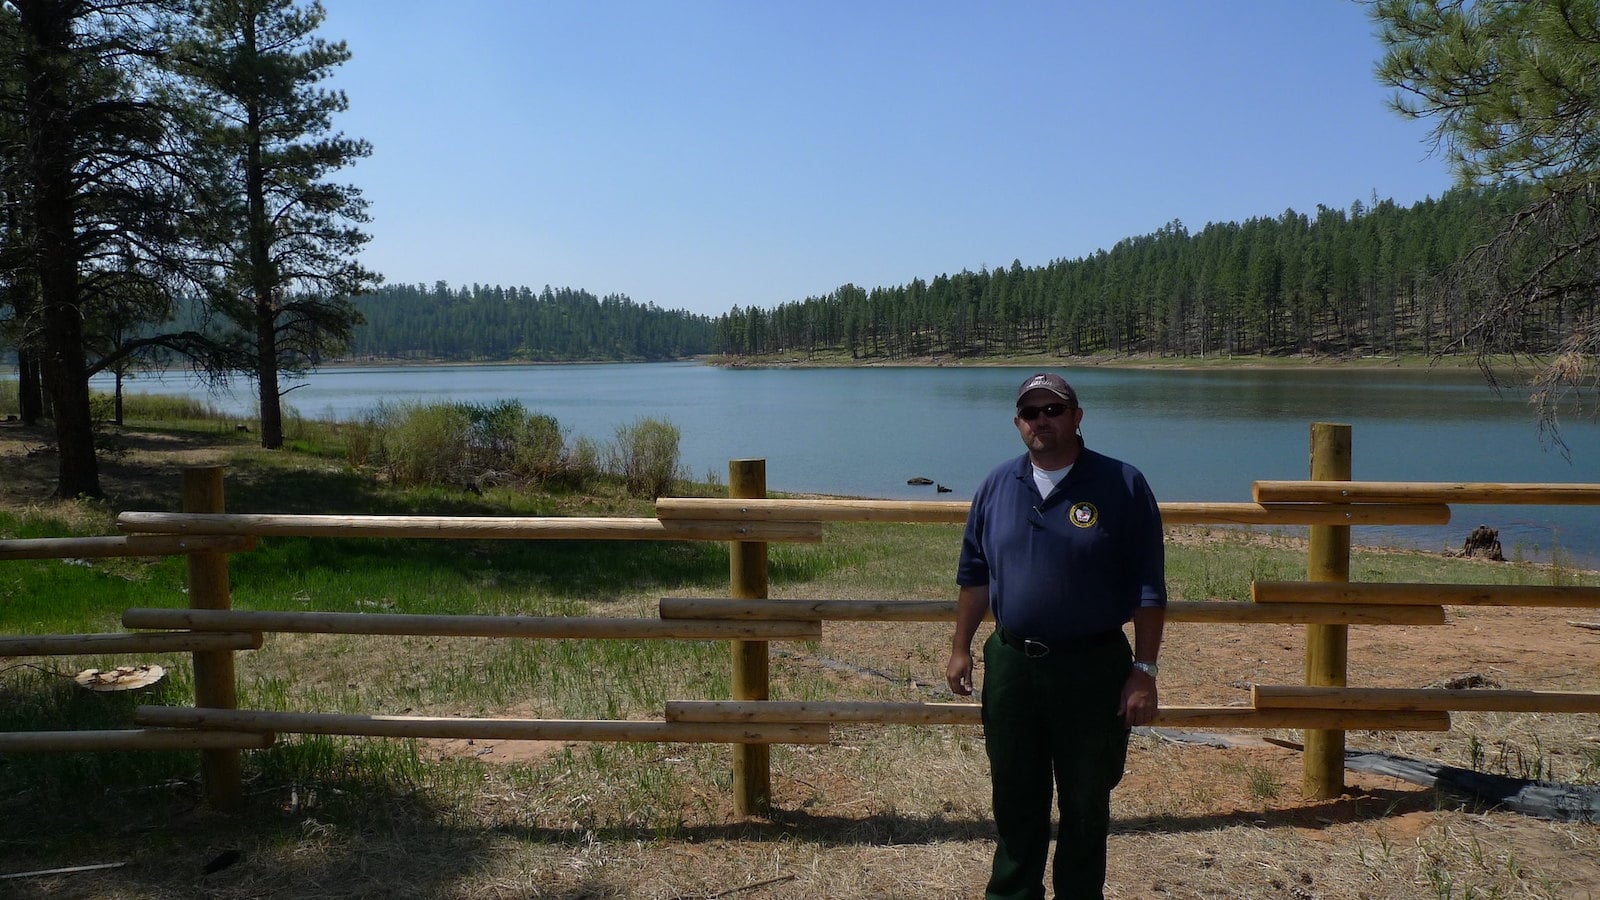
[{"xmin": 947, "ymin": 372, "xmax": 1167, "ymax": 899}]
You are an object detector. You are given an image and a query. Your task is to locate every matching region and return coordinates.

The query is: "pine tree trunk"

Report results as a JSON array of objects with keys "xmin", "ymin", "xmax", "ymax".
[
  {"xmin": 256, "ymin": 309, "xmax": 282, "ymax": 449},
  {"xmin": 17, "ymin": 350, "xmax": 44, "ymax": 425},
  {"xmin": 243, "ymin": 25, "xmax": 283, "ymax": 451},
  {"xmin": 41, "ymin": 292, "xmax": 99, "ymax": 498},
  {"xmin": 26, "ymin": 2, "xmax": 99, "ymax": 497}
]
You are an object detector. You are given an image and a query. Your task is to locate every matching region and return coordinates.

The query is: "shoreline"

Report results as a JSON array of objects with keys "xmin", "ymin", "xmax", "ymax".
[
  {"xmin": 0, "ymin": 351, "xmax": 1514, "ymax": 378},
  {"xmin": 704, "ymin": 349, "xmax": 1505, "ymax": 372},
  {"xmin": 290, "ymin": 350, "xmax": 1506, "ymax": 374}
]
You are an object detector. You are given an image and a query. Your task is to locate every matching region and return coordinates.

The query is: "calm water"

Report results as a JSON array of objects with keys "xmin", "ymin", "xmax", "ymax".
[{"xmin": 89, "ymin": 362, "xmax": 1600, "ymax": 565}]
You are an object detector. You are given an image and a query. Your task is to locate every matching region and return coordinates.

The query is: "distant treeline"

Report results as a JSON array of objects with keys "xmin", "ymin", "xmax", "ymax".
[
  {"xmin": 711, "ymin": 185, "xmax": 1543, "ymax": 360},
  {"xmin": 335, "ymin": 184, "xmax": 1556, "ymax": 365},
  {"xmin": 344, "ymin": 283, "xmax": 715, "ymax": 361}
]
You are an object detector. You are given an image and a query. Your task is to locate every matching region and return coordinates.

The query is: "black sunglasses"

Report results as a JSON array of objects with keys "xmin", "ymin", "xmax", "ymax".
[{"xmin": 1017, "ymin": 403, "xmax": 1072, "ymax": 421}]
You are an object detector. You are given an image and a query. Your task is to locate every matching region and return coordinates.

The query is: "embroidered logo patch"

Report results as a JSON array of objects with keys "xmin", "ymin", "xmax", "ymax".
[{"xmin": 1069, "ymin": 502, "xmax": 1099, "ymax": 528}]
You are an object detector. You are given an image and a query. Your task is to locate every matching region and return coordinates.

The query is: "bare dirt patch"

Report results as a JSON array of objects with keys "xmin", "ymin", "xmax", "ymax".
[
  {"xmin": 0, "ymin": 420, "xmax": 234, "ymax": 510},
  {"xmin": 4, "ymin": 425, "xmax": 1599, "ymax": 898}
]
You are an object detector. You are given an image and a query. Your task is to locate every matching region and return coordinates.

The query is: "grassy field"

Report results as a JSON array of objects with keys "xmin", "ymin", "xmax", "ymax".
[{"xmin": 2, "ymin": 406, "xmax": 1599, "ymax": 898}]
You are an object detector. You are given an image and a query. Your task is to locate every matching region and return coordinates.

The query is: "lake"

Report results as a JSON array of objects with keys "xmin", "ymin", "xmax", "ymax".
[{"xmin": 86, "ymin": 361, "xmax": 1600, "ymax": 565}]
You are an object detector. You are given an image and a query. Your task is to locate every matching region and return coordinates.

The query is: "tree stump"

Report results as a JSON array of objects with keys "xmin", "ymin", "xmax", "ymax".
[{"xmin": 1461, "ymin": 525, "xmax": 1504, "ymax": 561}]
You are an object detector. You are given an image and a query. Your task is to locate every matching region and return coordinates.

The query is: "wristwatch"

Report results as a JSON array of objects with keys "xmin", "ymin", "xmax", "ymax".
[{"xmin": 1132, "ymin": 660, "xmax": 1159, "ymax": 678}]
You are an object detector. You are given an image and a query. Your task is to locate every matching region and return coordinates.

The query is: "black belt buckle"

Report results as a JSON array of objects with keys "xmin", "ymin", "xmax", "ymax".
[{"xmin": 1022, "ymin": 638, "xmax": 1050, "ymax": 658}]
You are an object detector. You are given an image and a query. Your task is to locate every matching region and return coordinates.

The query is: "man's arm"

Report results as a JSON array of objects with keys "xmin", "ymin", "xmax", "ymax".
[
  {"xmin": 1120, "ymin": 604, "xmax": 1165, "ymax": 725},
  {"xmin": 946, "ymin": 583, "xmax": 991, "ymax": 697}
]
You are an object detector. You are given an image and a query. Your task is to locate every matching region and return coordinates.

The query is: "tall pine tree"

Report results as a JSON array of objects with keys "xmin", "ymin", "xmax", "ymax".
[
  {"xmin": 174, "ymin": 0, "xmax": 377, "ymax": 449},
  {"xmin": 2, "ymin": 0, "xmax": 202, "ymax": 497}
]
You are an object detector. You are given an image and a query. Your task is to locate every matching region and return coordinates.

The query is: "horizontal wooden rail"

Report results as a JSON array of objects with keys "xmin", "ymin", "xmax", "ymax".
[
  {"xmin": 1254, "ymin": 685, "xmax": 1600, "ymax": 714},
  {"xmin": 0, "ymin": 729, "xmax": 275, "ymax": 753},
  {"xmin": 657, "ymin": 497, "xmax": 968, "ymax": 524},
  {"xmin": 0, "ymin": 534, "xmax": 257, "ymax": 561},
  {"xmin": 666, "ymin": 701, "xmax": 1451, "ymax": 731},
  {"xmin": 1151, "ymin": 706, "xmax": 1450, "ymax": 731},
  {"xmin": 669, "ymin": 700, "xmax": 978, "ymax": 724},
  {"xmin": 1254, "ymin": 480, "xmax": 1600, "ymax": 505},
  {"xmin": 135, "ymin": 706, "xmax": 831, "ymax": 744},
  {"xmin": 116, "ymin": 512, "xmax": 822, "ymax": 543},
  {"xmin": 1168, "ymin": 601, "xmax": 1444, "ymax": 625},
  {"xmin": 663, "ymin": 598, "xmax": 959, "ymax": 621},
  {"xmin": 659, "ymin": 598, "xmax": 1444, "ymax": 626},
  {"xmin": 123, "ymin": 608, "xmax": 821, "ymax": 641},
  {"xmin": 656, "ymin": 497, "xmax": 1450, "ymax": 527},
  {"xmin": 0, "ymin": 631, "xmax": 262, "ymax": 657},
  {"xmin": 1161, "ymin": 502, "xmax": 1450, "ymax": 526},
  {"xmin": 1254, "ymin": 581, "xmax": 1600, "ymax": 608}
]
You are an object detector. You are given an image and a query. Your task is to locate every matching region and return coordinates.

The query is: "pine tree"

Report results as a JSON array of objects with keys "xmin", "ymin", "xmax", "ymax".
[
  {"xmin": 1, "ymin": 0, "xmax": 204, "ymax": 497},
  {"xmin": 174, "ymin": 0, "xmax": 378, "ymax": 449},
  {"xmin": 1371, "ymin": 0, "xmax": 1600, "ymax": 431}
]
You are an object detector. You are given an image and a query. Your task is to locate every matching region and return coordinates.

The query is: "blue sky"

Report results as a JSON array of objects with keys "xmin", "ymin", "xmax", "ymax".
[{"xmin": 321, "ymin": 1, "xmax": 1456, "ymax": 317}]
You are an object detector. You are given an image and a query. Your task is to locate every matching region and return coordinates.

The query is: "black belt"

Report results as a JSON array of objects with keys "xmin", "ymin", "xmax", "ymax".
[{"xmin": 996, "ymin": 626, "xmax": 1122, "ymax": 658}]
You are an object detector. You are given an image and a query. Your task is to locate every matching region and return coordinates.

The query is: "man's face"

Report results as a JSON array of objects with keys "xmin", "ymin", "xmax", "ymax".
[{"xmin": 1013, "ymin": 388, "xmax": 1082, "ymax": 456}]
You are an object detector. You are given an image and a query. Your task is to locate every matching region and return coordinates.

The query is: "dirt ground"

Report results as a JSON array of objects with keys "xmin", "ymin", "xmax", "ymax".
[
  {"xmin": 0, "ymin": 420, "xmax": 237, "ymax": 510},
  {"xmin": 4, "ymin": 420, "xmax": 1600, "ymax": 899}
]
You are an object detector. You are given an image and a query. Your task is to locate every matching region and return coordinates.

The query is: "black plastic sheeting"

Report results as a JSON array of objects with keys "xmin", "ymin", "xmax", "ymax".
[
  {"xmin": 1146, "ymin": 728, "xmax": 1600, "ymax": 823},
  {"xmin": 1343, "ymin": 750, "xmax": 1600, "ymax": 823}
]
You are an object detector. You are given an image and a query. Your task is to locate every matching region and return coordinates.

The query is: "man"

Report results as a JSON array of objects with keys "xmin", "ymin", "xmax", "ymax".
[{"xmin": 947, "ymin": 372, "xmax": 1167, "ymax": 900}]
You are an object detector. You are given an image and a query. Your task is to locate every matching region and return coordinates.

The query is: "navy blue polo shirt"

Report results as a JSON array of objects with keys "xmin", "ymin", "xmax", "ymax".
[{"xmin": 956, "ymin": 446, "xmax": 1167, "ymax": 642}]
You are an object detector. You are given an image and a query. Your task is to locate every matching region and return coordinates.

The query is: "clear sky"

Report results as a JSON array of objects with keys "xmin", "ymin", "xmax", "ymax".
[{"xmin": 320, "ymin": 1, "xmax": 1457, "ymax": 318}]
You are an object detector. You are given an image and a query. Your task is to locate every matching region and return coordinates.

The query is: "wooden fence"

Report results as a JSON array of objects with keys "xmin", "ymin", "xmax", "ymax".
[{"xmin": 3, "ymin": 422, "xmax": 1600, "ymax": 813}]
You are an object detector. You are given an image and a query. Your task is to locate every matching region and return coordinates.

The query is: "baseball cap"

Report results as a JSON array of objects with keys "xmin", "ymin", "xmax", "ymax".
[{"xmin": 1015, "ymin": 372, "xmax": 1078, "ymax": 407}]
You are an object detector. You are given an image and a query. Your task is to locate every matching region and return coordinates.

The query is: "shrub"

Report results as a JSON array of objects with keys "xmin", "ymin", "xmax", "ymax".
[
  {"xmin": 567, "ymin": 435, "xmax": 603, "ymax": 486},
  {"xmin": 609, "ymin": 417, "xmax": 684, "ymax": 499},
  {"xmin": 510, "ymin": 412, "xmax": 569, "ymax": 483},
  {"xmin": 463, "ymin": 399, "xmax": 524, "ymax": 471},
  {"xmin": 379, "ymin": 401, "xmax": 474, "ymax": 487},
  {"xmin": 344, "ymin": 400, "xmax": 683, "ymax": 497}
]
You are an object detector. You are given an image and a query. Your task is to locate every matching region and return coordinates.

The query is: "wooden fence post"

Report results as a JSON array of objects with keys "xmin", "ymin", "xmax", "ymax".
[
  {"xmin": 1303, "ymin": 423, "xmax": 1351, "ymax": 800},
  {"xmin": 183, "ymin": 466, "xmax": 243, "ymax": 810},
  {"xmin": 728, "ymin": 459, "xmax": 770, "ymax": 815}
]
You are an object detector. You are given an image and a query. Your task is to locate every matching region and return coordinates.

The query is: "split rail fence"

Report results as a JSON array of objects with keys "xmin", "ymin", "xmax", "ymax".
[{"xmin": 3, "ymin": 423, "xmax": 1600, "ymax": 813}]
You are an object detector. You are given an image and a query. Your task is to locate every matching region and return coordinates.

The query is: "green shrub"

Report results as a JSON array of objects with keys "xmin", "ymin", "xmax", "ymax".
[
  {"xmin": 343, "ymin": 400, "xmax": 683, "ymax": 497},
  {"xmin": 510, "ymin": 411, "xmax": 570, "ymax": 483},
  {"xmin": 609, "ymin": 417, "xmax": 684, "ymax": 498},
  {"xmin": 568, "ymin": 434, "xmax": 603, "ymax": 485},
  {"xmin": 463, "ymin": 399, "xmax": 524, "ymax": 471},
  {"xmin": 378, "ymin": 401, "xmax": 474, "ymax": 486}
]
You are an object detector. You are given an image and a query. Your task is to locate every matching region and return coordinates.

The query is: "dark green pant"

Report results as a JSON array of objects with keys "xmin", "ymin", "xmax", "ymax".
[{"xmin": 980, "ymin": 630, "xmax": 1131, "ymax": 900}]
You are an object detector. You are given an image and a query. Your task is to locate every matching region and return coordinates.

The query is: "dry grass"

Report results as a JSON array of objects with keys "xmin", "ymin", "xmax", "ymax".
[
  {"xmin": 3, "ymin": 422, "xmax": 1600, "ymax": 898},
  {"xmin": 10, "ymin": 595, "xmax": 1597, "ymax": 898}
]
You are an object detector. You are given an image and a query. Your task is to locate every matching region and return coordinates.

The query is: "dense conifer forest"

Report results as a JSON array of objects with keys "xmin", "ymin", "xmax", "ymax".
[
  {"xmin": 343, "ymin": 283, "xmax": 715, "ymax": 361},
  {"xmin": 341, "ymin": 186, "xmax": 1554, "ymax": 365},
  {"xmin": 708, "ymin": 184, "xmax": 1554, "ymax": 361}
]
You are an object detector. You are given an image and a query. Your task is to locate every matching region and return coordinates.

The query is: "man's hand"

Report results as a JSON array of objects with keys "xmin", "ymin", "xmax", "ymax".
[
  {"xmin": 1119, "ymin": 670, "xmax": 1158, "ymax": 726},
  {"xmin": 947, "ymin": 584, "xmax": 989, "ymax": 698},
  {"xmin": 947, "ymin": 647, "xmax": 975, "ymax": 696}
]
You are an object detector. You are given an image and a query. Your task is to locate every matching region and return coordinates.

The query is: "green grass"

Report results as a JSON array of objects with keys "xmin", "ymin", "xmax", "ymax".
[{"xmin": 5, "ymin": 411, "xmax": 1600, "ymax": 892}]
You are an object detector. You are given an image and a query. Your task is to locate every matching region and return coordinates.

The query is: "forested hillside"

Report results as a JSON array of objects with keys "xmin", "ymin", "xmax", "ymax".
[
  {"xmin": 712, "ymin": 185, "xmax": 1551, "ymax": 360},
  {"xmin": 345, "ymin": 283, "xmax": 715, "ymax": 361}
]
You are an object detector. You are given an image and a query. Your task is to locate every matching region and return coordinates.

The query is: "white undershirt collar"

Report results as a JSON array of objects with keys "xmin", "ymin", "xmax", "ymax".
[{"xmin": 1032, "ymin": 462, "xmax": 1072, "ymax": 499}]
